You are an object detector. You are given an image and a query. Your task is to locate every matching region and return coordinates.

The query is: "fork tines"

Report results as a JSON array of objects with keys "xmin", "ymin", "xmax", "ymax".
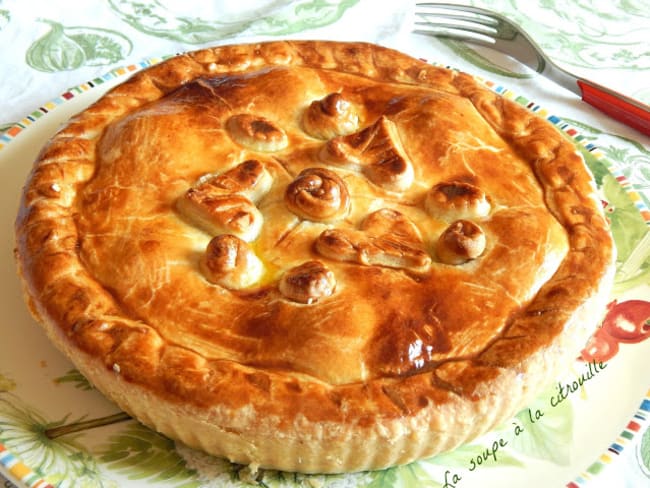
[{"xmin": 414, "ymin": 2, "xmax": 502, "ymax": 45}]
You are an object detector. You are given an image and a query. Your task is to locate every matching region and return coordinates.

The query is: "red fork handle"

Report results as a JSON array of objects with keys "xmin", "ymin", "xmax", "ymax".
[{"xmin": 577, "ymin": 79, "xmax": 650, "ymax": 137}]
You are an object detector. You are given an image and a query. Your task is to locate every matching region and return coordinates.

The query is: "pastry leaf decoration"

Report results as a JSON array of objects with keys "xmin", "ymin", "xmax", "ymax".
[{"xmin": 25, "ymin": 19, "xmax": 132, "ymax": 72}]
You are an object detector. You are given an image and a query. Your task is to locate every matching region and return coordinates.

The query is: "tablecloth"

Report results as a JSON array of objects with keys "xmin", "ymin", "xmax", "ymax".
[{"xmin": 0, "ymin": 1, "xmax": 649, "ymax": 487}]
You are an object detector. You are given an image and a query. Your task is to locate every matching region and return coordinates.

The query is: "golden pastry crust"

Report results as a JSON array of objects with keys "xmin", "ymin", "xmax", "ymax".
[{"xmin": 14, "ymin": 40, "xmax": 615, "ymax": 473}]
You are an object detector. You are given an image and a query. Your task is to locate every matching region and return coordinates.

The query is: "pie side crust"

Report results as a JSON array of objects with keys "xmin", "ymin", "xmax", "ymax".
[{"xmin": 14, "ymin": 40, "xmax": 615, "ymax": 473}]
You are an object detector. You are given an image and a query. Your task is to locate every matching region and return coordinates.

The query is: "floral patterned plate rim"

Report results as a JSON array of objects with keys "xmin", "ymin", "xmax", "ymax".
[{"xmin": 1, "ymin": 55, "xmax": 649, "ymax": 488}]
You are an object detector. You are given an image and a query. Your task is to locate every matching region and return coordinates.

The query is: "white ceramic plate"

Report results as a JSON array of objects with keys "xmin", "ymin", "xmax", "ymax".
[{"xmin": 1, "ymin": 59, "xmax": 649, "ymax": 488}]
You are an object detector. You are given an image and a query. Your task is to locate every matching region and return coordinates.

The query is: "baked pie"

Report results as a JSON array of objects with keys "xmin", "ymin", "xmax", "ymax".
[{"xmin": 14, "ymin": 41, "xmax": 615, "ymax": 473}]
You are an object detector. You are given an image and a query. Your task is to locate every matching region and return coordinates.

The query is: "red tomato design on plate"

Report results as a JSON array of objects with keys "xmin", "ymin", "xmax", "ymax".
[
  {"xmin": 581, "ymin": 327, "xmax": 619, "ymax": 362},
  {"xmin": 580, "ymin": 300, "xmax": 650, "ymax": 362},
  {"xmin": 601, "ymin": 299, "xmax": 650, "ymax": 343}
]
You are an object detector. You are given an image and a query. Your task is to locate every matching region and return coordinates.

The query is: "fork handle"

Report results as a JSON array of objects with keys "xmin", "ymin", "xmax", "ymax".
[{"xmin": 577, "ymin": 79, "xmax": 650, "ymax": 137}]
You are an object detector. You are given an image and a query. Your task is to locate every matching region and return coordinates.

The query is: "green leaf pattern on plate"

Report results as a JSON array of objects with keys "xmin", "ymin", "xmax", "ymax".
[
  {"xmin": 0, "ymin": 394, "xmax": 114, "ymax": 487},
  {"xmin": 54, "ymin": 368, "xmax": 95, "ymax": 391},
  {"xmin": 601, "ymin": 174, "xmax": 650, "ymax": 290},
  {"xmin": 557, "ymin": 118, "xmax": 650, "ymax": 293},
  {"xmin": 639, "ymin": 425, "xmax": 650, "ymax": 478},
  {"xmin": 426, "ymin": 440, "xmax": 525, "ymax": 472},
  {"xmin": 96, "ymin": 422, "xmax": 201, "ymax": 487},
  {"xmin": 0, "ymin": 389, "xmax": 199, "ymax": 487},
  {"xmin": 367, "ymin": 462, "xmax": 442, "ymax": 488},
  {"xmin": 563, "ymin": 118, "xmax": 650, "ymax": 209},
  {"xmin": 510, "ymin": 387, "xmax": 573, "ymax": 465},
  {"xmin": 25, "ymin": 19, "xmax": 133, "ymax": 72},
  {"xmin": 0, "ymin": 373, "xmax": 16, "ymax": 393},
  {"xmin": 177, "ymin": 441, "xmax": 375, "ymax": 487}
]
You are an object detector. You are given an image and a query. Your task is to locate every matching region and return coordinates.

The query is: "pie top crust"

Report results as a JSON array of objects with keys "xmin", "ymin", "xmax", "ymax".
[{"xmin": 14, "ymin": 41, "xmax": 615, "ymax": 473}]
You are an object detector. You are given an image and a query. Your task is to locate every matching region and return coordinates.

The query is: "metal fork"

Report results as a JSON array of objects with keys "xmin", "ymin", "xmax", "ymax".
[{"xmin": 414, "ymin": 2, "xmax": 650, "ymax": 137}]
